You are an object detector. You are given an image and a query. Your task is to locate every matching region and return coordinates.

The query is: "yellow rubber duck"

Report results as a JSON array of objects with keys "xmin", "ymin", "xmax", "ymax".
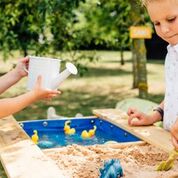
[
  {"xmin": 81, "ymin": 125, "xmax": 97, "ymax": 139},
  {"xmin": 64, "ymin": 120, "xmax": 71, "ymax": 132},
  {"xmin": 64, "ymin": 120, "xmax": 76, "ymax": 135},
  {"xmin": 81, "ymin": 130, "xmax": 90, "ymax": 139},
  {"xmin": 31, "ymin": 130, "xmax": 39, "ymax": 144},
  {"xmin": 88, "ymin": 126, "xmax": 97, "ymax": 137}
]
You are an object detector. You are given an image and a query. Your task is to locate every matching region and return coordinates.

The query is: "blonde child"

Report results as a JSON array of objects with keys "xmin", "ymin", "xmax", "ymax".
[
  {"xmin": 0, "ymin": 57, "xmax": 60, "ymax": 118},
  {"xmin": 128, "ymin": 0, "xmax": 178, "ymax": 150}
]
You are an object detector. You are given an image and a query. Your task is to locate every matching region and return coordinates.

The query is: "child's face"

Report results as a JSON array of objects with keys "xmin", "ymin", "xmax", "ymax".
[{"xmin": 147, "ymin": 0, "xmax": 178, "ymax": 45}]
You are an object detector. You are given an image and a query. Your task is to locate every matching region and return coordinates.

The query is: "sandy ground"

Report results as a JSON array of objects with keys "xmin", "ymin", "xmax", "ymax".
[{"xmin": 44, "ymin": 142, "xmax": 178, "ymax": 178}]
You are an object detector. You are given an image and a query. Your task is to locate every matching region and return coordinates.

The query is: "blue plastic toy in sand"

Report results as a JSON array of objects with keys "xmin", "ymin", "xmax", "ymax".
[{"xmin": 100, "ymin": 159, "xmax": 123, "ymax": 178}]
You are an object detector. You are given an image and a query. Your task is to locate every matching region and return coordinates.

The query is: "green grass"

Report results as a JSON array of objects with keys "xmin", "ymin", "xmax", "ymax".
[{"xmin": 0, "ymin": 50, "xmax": 165, "ymax": 176}]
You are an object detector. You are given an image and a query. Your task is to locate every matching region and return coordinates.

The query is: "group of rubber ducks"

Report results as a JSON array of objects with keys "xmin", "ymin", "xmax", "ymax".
[
  {"xmin": 31, "ymin": 120, "xmax": 97, "ymax": 144},
  {"xmin": 64, "ymin": 120, "xmax": 97, "ymax": 139}
]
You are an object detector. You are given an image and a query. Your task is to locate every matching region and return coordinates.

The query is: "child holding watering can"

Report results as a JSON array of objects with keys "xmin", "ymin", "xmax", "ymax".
[
  {"xmin": 0, "ymin": 57, "xmax": 60, "ymax": 118},
  {"xmin": 128, "ymin": 0, "xmax": 178, "ymax": 150}
]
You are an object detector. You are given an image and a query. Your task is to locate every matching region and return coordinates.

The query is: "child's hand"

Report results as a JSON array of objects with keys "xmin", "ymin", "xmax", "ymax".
[
  {"xmin": 32, "ymin": 75, "xmax": 61, "ymax": 100},
  {"xmin": 127, "ymin": 108, "xmax": 154, "ymax": 126},
  {"xmin": 14, "ymin": 57, "xmax": 29, "ymax": 79}
]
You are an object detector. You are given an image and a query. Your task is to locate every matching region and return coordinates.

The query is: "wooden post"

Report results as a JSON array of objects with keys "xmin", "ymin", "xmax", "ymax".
[
  {"xmin": 129, "ymin": 1, "xmax": 150, "ymax": 98},
  {"xmin": 133, "ymin": 39, "xmax": 148, "ymax": 98}
]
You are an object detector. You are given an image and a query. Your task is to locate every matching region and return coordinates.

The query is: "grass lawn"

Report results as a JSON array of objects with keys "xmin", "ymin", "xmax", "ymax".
[{"xmin": 0, "ymin": 50, "xmax": 165, "ymax": 177}]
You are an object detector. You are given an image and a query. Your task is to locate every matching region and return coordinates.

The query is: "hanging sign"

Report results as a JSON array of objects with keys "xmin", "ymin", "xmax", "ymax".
[{"xmin": 130, "ymin": 26, "xmax": 152, "ymax": 39}]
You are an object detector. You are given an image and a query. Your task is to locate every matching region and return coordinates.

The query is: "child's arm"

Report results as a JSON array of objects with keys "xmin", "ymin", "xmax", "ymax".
[
  {"xmin": 0, "ymin": 57, "xmax": 28, "ymax": 94},
  {"xmin": 127, "ymin": 101, "xmax": 164, "ymax": 126},
  {"xmin": 0, "ymin": 76, "xmax": 60, "ymax": 118}
]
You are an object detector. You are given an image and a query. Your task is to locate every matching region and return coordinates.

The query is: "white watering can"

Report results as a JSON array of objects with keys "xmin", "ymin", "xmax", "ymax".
[{"xmin": 25, "ymin": 56, "xmax": 78, "ymax": 90}]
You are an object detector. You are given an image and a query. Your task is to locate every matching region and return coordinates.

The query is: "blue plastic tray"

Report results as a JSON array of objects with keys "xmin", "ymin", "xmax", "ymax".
[{"xmin": 20, "ymin": 117, "xmax": 140, "ymax": 148}]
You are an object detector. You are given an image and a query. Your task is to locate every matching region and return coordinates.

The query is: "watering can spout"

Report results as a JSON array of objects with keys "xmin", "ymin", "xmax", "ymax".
[{"xmin": 51, "ymin": 62, "xmax": 78, "ymax": 90}]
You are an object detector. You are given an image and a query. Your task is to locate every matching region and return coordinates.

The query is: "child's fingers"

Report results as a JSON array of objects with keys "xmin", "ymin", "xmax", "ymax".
[
  {"xmin": 46, "ymin": 90, "xmax": 61, "ymax": 96},
  {"xmin": 128, "ymin": 114, "xmax": 133, "ymax": 125},
  {"xmin": 130, "ymin": 117, "xmax": 143, "ymax": 126},
  {"xmin": 44, "ymin": 94, "xmax": 58, "ymax": 100},
  {"xmin": 128, "ymin": 116, "xmax": 137, "ymax": 126},
  {"xmin": 128, "ymin": 117, "xmax": 132, "ymax": 125},
  {"xmin": 49, "ymin": 93, "xmax": 59, "ymax": 97},
  {"xmin": 127, "ymin": 107, "xmax": 137, "ymax": 115},
  {"xmin": 52, "ymin": 90, "xmax": 61, "ymax": 94},
  {"xmin": 128, "ymin": 116, "xmax": 141, "ymax": 126},
  {"xmin": 128, "ymin": 111, "xmax": 140, "ymax": 125},
  {"xmin": 22, "ymin": 56, "xmax": 29, "ymax": 62},
  {"xmin": 44, "ymin": 90, "xmax": 61, "ymax": 98},
  {"xmin": 19, "ymin": 56, "xmax": 29, "ymax": 64}
]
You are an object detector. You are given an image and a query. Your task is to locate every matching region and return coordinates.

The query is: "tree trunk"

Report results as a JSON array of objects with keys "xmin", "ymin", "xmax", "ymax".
[
  {"xmin": 133, "ymin": 39, "xmax": 148, "ymax": 98},
  {"xmin": 130, "ymin": 1, "xmax": 148, "ymax": 98},
  {"xmin": 131, "ymin": 43, "xmax": 138, "ymax": 88},
  {"xmin": 120, "ymin": 49, "xmax": 124, "ymax": 65}
]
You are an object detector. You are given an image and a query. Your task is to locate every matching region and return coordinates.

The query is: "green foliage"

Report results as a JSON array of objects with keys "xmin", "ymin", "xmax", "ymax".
[
  {"xmin": 72, "ymin": 0, "xmax": 131, "ymax": 50},
  {"xmin": 44, "ymin": 0, "xmax": 96, "ymax": 76},
  {"xmin": 0, "ymin": 0, "xmax": 134, "ymax": 57},
  {"xmin": 0, "ymin": 0, "xmax": 152, "ymax": 69},
  {"xmin": 0, "ymin": 0, "xmax": 50, "ymax": 58},
  {"xmin": 47, "ymin": 0, "xmax": 81, "ymax": 51}
]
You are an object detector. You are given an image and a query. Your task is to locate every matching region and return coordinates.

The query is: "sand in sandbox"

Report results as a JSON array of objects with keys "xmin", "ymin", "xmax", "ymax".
[{"xmin": 44, "ymin": 143, "xmax": 178, "ymax": 178}]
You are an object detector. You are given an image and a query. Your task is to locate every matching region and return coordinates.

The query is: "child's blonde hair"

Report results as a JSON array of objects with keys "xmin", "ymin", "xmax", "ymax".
[
  {"xmin": 141, "ymin": 0, "xmax": 176, "ymax": 6},
  {"xmin": 141, "ymin": 0, "xmax": 151, "ymax": 6}
]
